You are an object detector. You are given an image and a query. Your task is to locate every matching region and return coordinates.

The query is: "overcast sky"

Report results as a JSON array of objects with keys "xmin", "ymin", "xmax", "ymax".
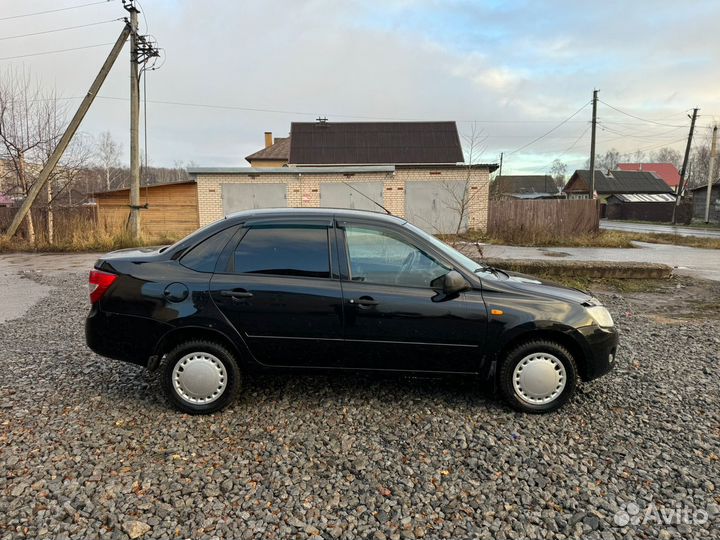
[{"xmin": 2, "ymin": 0, "xmax": 719, "ymax": 174}]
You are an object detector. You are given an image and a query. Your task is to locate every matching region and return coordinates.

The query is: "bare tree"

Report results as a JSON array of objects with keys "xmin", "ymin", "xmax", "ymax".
[
  {"xmin": 585, "ymin": 148, "xmax": 621, "ymax": 172},
  {"xmin": 651, "ymin": 147, "xmax": 682, "ymax": 169},
  {"xmin": 0, "ymin": 67, "xmax": 89, "ymax": 243},
  {"xmin": 94, "ymin": 131, "xmax": 122, "ymax": 191},
  {"xmin": 550, "ymin": 159, "xmax": 567, "ymax": 188},
  {"xmin": 440, "ymin": 122, "xmax": 488, "ymax": 235}
]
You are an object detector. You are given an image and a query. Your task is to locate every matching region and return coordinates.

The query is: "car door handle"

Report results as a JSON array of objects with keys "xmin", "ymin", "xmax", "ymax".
[
  {"xmin": 220, "ymin": 289, "xmax": 253, "ymax": 299},
  {"xmin": 350, "ymin": 296, "xmax": 378, "ymax": 307}
]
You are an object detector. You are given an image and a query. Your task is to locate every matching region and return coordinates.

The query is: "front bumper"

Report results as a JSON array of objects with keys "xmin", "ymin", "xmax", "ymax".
[{"xmin": 577, "ymin": 324, "xmax": 619, "ymax": 381}]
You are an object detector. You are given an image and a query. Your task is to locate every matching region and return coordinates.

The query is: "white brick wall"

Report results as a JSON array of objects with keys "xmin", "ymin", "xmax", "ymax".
[{"xmin": 195, "ymin": 166, "xmax": 491, "ymax": 231}]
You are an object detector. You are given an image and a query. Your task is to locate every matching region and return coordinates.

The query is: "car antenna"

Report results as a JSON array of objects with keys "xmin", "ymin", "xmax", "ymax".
[{"xmin": 341, "ymin": 180, "xmax": 392, "ymax": 215}]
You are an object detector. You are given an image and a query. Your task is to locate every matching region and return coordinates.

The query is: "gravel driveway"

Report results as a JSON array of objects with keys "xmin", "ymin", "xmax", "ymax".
[{"xmin": 1, "ymin": 271, "xmax": 718, "ymax": 540}]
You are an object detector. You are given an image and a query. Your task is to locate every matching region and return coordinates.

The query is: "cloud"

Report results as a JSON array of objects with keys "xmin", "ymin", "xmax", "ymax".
[{"xmin": 0, "ymin": 0, "xmax": 718, "ymax": 175}]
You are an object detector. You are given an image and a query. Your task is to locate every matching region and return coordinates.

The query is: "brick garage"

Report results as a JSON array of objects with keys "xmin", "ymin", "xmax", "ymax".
[{"xmin": 188, "ymin": 164, "xmax": 492, "ymax": 233}]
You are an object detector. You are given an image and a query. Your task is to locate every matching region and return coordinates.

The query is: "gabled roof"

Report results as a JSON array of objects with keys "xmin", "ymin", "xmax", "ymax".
[
  {"xmin": 689, "ymin": 180, "xmax": 720, "ymax": 191},
  {"xmin": 288, "ymin": 121, "xmax": 464, "ymax": 165},
  {"xmin": 617, "ymin": 163, "xmax": 680, "ymax": 188},
  {"xmin": 564, "ymin": 169, "xmax": 673, "ymax": 195},
  {"xmin": 245, "ymin": 137, "xmax": 290, "ymax": 162},
  {"xmin": 494, "ymin": 175, "xmax": 558, "ymax": 195}
]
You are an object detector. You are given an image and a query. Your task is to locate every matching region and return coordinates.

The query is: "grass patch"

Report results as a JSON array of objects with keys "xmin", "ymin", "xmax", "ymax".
[
  {"xmin": 0, "ymin": 229, "xmax": 179, "ymax": 254},
  {"xmin": 440, "ymin": 229, "xmax": 720, "ymax": 249}
]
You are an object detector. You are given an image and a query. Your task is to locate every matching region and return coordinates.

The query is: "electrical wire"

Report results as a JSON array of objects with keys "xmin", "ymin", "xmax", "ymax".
[
  {"xmin": 597, "ymin": 122, "xmax": 687, "ymax": 141},
  {"xmin": 598, "ymin": 99, "xmax": 689, "ymax": 128},
  {"xmin": 0, "ymin": 42, "xmax": 117, "ymax": 61},
  {"xmin": 0, "ymin": 19, "xmax": 122, "ymax": 42},
  {"xmin": 0, "ymin": 1, "xmax": 113, "ymax": 22},
  {"xmin": 530, "ymin": 124, "xmax": 591, "ymax": 174},
  {"xmin": 506, "ymin": 101, "xmax": 591, "ymax": 156}
]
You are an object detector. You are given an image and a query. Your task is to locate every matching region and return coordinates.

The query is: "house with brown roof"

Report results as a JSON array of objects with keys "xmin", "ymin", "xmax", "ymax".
[
  {"xmin": 245, "ymin": 132, "xmax": 290, "ymax": 168},
  {"xmin": 563, "ymin": 169, "xmax": 689, "ymax": 223},
  {"xmin": 616, "ymin": 163, "xmax": 681, "ymax": 191},
  {"xmin": 491, "ymin": 175, "xmax": 562, "ymax": 199}
]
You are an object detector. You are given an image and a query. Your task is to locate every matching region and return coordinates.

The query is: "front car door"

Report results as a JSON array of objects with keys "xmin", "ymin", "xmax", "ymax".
[
  {"xmin": 210, "ymin": 219, "xmax": 344, "ymax": 367},
  {"xmin": 336, "ymin": 220, "xmax": 487, "ymax": 373}
]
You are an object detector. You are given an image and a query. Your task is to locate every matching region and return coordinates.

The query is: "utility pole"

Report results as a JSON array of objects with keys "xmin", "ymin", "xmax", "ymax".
[
  {"xmin": 589, "ymin": 89, "xmax": 598, "ymax": 198},
  {"xmin": 3, "ymin": 24, "xmax": 132, "ymax": 239},
  {"xmin": 672, "ymin": 107, "xmax": 699, "ymax": 225},
  {"xmin": 127, "ymin": 2, "xmax": 141, "ymax": 241},
  {"xmin": 705, "ymin": 125, "xmax": 718, "ymax": 223},
  {"xmin": 498, "ymin": 152, "xmax": 503, "ymax": 176}
]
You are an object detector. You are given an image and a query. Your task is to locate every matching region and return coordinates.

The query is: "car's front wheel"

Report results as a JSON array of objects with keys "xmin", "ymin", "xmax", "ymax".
[
  {"xmin": 499, "ymin": 340, "xmax": 578, "ymax": 413},
  {"xmin": 161, "ymin": 340, "xmax": 241, "ymax": 414}
]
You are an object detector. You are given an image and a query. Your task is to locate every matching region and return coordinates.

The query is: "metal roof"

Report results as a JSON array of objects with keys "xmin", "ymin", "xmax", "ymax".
[
  {"xmin": 565, "ymin": 169, "xmax": 673, "ymax": 194},
  {"xmin": 610, "ymin": 193, "xmax": 677, "ymax": 203},
  {"xmin": 617, "ymin": 163, "xmax": 680, "ymax": 188},
  {"xmin": 288, "ymin": 121, "xmax": 464, "ymax": 165},
  {"xmin": 494, "ymin": 175, "xmax": 559, "ymax": 195}
]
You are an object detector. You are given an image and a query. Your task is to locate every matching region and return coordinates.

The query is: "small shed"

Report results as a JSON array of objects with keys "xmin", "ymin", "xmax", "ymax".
[
  {"xmin": 94, "ymin": 180, "xmax": 198, "ymax": 238},
  {"xmin": 689, "ymin": 181, "xmax": 720, "ymax": 223}
]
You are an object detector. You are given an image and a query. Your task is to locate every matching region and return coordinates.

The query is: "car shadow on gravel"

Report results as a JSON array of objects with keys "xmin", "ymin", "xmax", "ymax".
[{"xmin": 100, "ymin": 364, "xmax": 507, "ymax": 414}]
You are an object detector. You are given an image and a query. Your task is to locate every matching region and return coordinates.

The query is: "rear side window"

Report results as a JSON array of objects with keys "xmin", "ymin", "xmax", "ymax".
[
  {"xmin": 180, "ymin": 226, "xmax": 238, "ymax": 272},
  {"xmin": 232, "ymin": 226, "xmax": 330, "ymax": 278}
]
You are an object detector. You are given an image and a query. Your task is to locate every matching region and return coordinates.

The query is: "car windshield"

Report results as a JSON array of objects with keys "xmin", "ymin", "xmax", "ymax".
[{"xmin": 402, "ymin": 222, "xmax": 491, "ymax": 274}]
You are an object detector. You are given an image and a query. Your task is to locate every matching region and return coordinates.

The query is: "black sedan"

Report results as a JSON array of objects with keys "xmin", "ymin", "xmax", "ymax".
[{"xmin": 86, "ymin": 208, "xmax": 618, "ymax": 414}]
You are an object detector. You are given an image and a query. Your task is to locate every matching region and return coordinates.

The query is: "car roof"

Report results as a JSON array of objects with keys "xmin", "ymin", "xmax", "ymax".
[{"xmin": 225, "ymin": 207, "xmax": 408, "ymax": 225}]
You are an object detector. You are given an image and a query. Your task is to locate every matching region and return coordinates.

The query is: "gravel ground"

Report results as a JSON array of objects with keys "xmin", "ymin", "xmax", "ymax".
[{"xmin": 1, "ymin": 271, "xmax": 718, "ymax": 540}]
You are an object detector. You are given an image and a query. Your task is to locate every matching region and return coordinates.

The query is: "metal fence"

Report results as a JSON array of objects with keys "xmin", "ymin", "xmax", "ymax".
[{"xmin": 487, "ymin": 199, "xmax": 599, "ymax": 240}]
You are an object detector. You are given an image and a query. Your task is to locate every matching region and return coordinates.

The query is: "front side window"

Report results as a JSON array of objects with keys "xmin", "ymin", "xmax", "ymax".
[
  {"xmin": 344, "ymin": 225, "xmax": 450, "ymax": 288},
  {"xmin": 232, "ymin": 226, "xmax": 330, "ymax": 278}
]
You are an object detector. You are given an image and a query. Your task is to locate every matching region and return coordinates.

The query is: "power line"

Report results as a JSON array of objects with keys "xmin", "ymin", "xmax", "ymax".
[
  {"xmin": 530, "ymin": 124, "xmax": 591, "ymax": 173},
  {"xmin": 0, "ymin": 42, "xmax": 117, "ymax": 61},
  {"xmin": 598, "ymin": 99, "xmax": 689, "ymax": 128},
  {"xmin": 597, "ymin": 122, "xmax": 687, "ymax": 141},
  {"xmin": 0, "ymin": 19, "xmax": 121, "ymax": 42},
  {"xmin": 614, "ymin": 137, "xmax": 689, "ymax": 158},
  {"xmin": 506, "ymin": 101, "xmax": 591, "ymax": 156},
  {"xmin": 0, "ymin": 0, "xmax": 113, "ymax": 22}
]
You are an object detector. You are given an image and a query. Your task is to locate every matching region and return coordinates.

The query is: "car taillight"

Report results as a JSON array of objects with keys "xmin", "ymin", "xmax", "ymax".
[{"xmin": 89, "ymin": 270, "xmax": 117, "ymax": 304}]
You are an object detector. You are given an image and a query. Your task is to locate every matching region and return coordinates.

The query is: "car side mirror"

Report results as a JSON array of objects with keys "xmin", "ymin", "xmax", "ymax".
[{"xmin": 442, "ymin": 270, "xmax": 470, "ymax": 295}]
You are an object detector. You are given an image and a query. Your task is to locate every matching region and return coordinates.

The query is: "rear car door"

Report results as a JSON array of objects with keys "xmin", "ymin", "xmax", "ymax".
[
  {"xmin": 336, "ymin": 221, "xmax": 486, "ymax": 373},
  {"xmin": 210, "ymin": 219, "xmax": 344, "ymax": 367}
]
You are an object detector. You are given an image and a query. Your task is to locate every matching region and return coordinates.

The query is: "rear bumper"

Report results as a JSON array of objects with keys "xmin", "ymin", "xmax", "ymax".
[
  {"xmin": 577, "ymin": 325, "xmax": 619, "ymax": 381},
  {"xmin": 85, "ymin": 306, "xmax": 171, "ymax": 367}
]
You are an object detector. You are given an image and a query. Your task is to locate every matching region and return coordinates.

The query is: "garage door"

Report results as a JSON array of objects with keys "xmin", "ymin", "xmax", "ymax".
[
  {"xmin": 320, "ymin": 182, "xmax": 384, "ymax": 212},
  {"xmin": 222, "ymin": 183, "xmax": 287, "ymax": 215},
  {"xmin": 405, "ymin": 181, "xmax": 469, "ymax": 234}
]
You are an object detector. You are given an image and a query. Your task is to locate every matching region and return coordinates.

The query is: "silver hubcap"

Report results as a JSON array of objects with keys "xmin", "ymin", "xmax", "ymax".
[
  {"xmin": 172, "ymin": 352, "xmax": 227, "ymax": 405},
  {"xmin": 512, "ymin": 352, "xmax": 566, "ymax": 405}
]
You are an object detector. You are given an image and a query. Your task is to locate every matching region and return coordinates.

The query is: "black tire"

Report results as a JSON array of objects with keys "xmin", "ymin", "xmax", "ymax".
[
  {"xmin": 161, "ymin": 340, "xmax": 241, "ymax": 414},
  {"xmin": 499, "ymin": 340, "xmax": 578, "ymax": 414}
]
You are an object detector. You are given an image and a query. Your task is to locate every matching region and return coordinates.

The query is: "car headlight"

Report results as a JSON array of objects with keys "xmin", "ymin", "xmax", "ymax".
[{"xmin": 586, "ymin": 305, "xmax": 614, "ymax": 328}]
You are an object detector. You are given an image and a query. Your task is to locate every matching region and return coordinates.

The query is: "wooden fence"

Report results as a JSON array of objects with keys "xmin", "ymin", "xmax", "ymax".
[{"xmin": 487, "ymin": 199, "xmax": 599, "ymax": 241}]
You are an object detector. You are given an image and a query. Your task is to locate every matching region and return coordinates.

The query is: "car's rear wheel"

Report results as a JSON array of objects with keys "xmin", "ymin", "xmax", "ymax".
[
  {"xmin": 499, "ymin": 340, "xmax": 578, "ymax": 413},
  {"xmin": 162, "ymin": 340, "xmax": 241, "ymax": 414}
]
